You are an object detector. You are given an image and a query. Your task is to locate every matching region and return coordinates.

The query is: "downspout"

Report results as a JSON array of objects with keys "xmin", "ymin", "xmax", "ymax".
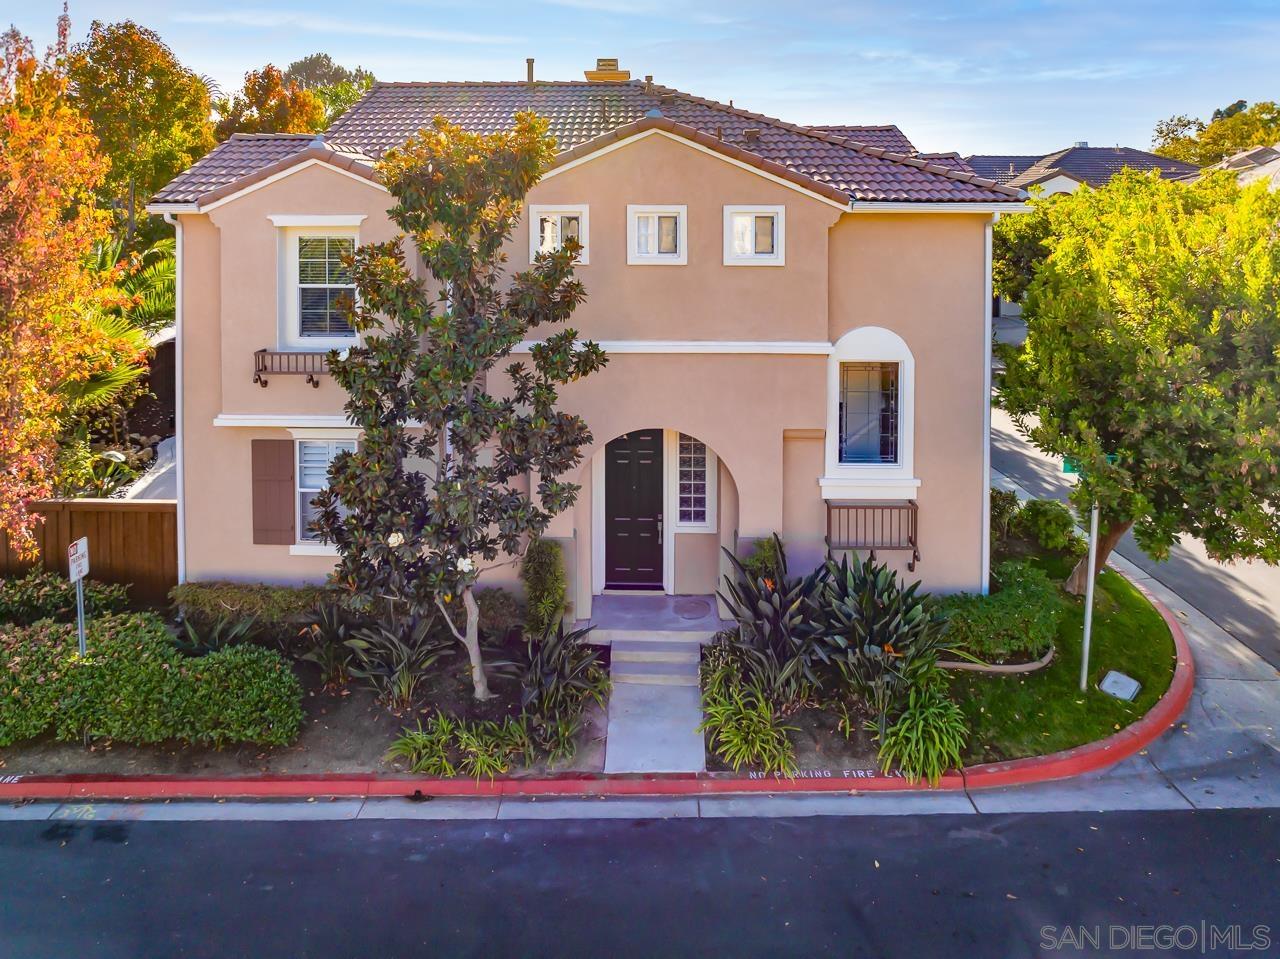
[
  {"xmin": 980, "ymin": 215, "xmax": 994, "ymax": 594},
  {"xmin": 163, "ymin": 212, "xmax": 187, "ymax": 584}
]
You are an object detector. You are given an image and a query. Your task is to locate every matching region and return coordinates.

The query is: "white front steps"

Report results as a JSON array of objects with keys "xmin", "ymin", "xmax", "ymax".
[
  {"xmin": 612, "ymin": 639, "xmax": 701, "ymax": 664},
  {"xmin": 610, "ymin": 639, "xmax": 701, "ymax": 686},
  {"xmin": 589, "ymin": 628, "xmax": 719, "ymax": 646}
]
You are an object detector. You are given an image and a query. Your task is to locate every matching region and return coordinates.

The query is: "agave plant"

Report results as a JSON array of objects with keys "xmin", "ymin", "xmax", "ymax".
[
  {"xmin": 715, "ymin": 536, "xmax": 829, "ymax": 705},
  {"xmin": 173, "ymin": 614, "xmax": 257, "ymax": 657},
  {"xmin": 813, "ymin": 554, "xmax": 953, "ymax": 737}
]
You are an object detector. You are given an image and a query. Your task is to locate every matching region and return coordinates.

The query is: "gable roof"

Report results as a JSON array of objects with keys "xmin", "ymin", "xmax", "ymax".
[
  {"xmin": 964, "ymin": 155, "xmax": 1041, "ymax": 185},
  {"xmin": 967, "ymin": 146, "xmax": 1200, "ymax": 190},
  {"xmin": 152, "ymin": 79, "xmax": 1022, "ymax": 210},
  {"xmin": 805, "ymin": 124, "xmax": 916, "ymax": 154}
]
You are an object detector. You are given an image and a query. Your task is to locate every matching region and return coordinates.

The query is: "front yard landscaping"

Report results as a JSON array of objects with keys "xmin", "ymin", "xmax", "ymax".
[{"xmin": 698, "ymin": 494, "xmax": 1179, "ymax": 784}]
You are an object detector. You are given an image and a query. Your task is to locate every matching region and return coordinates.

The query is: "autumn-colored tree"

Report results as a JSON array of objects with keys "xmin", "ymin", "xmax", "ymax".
[
  {"xmin": 1153, "ymin": 100, "xmax": 1280, "ymax": 167},
  {"xmin": 215, "ymin": 64, "xmax": 326, "ymax": 139},
  {"xmin": 0, "ymin": 20, "xmax": 144, "ymax": 555},
  {"xmin": 998, "ymin": 171, "xmax": 1280, "ymax": 594},
  {"xmin": 314, "ymin": 114, "xmax": 606, "ymax": 700},
  {"xmin": 67, "ymin": 20, "xmax": 214, "ymax": 241}
]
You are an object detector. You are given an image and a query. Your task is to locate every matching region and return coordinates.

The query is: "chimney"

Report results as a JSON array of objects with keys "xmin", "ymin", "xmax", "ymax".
[
  {"xmin": 584, "ymin": 57, "xmax": 631, "ymax": 82},
  {"xmin": 526, "ymin": 58, "xmax": 535, "ymax": 84},
  {"xmin": 743, "ymin": 128, "xmax": 761, "ymax": 144},
  {"xmin": 644, "ymin": 75, "xmax": 654, "ymax": 94},
  {"xmin": 1073, "ymin": 140, "xmax": 1088, "ymax": 148}
]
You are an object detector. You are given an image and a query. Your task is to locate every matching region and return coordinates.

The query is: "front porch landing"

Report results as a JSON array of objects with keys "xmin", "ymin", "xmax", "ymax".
[{"xmin": 576, "ymin": 593, "xmax": 731, "ymax": 641}]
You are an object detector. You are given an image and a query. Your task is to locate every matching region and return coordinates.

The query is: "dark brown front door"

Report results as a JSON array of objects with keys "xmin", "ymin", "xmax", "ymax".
[{"xmin": 605, "ymin": 429, "xmax": 663, "ymax": 589}]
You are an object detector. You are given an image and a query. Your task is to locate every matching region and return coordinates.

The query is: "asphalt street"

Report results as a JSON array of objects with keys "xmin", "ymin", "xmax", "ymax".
[{"xmin": 1, "ymin": 810, "xmax": 1276, "ymax": 958}]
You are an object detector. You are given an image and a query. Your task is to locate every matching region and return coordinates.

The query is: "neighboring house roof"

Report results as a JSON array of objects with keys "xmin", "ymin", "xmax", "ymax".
[
  {"xmin": 151, "ymin": 80, "xmax": 1022, "ymax": 209},
  {"xmin": 1210, "ymin": 142, "xmax": 1280, "ymax": 188},
  {"xmin": 967, "ymin": 145, "xmax": 1200, "ymax": 191},
  {"xmin": 805, "ymin": 124, "xmax": 917, "ymax": 154},
  {"xmin": 964, "ymin": 155, "xmax": 1041, "ymax": 185}
]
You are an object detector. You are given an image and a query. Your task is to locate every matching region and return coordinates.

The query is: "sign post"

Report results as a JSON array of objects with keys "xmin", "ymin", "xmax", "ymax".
[{"xmin": 67, "ymin": 537, "xmax": 89, "ymax": 657}]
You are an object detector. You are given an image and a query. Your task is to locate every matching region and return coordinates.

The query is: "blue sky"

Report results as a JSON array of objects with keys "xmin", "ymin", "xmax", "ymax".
[{"xmin": 18, "ymin": 0, "xmax": 1280, "ymax": 155}]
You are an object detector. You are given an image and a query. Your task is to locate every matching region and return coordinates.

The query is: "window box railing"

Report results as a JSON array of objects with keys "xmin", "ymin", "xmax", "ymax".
[
  {"xmin": 253, "ymin": 349, "xmax": 330, "ymax": 388},
  {"xmin": 825, "ymin": 500, "xmax": 920, "ymax": 571}
]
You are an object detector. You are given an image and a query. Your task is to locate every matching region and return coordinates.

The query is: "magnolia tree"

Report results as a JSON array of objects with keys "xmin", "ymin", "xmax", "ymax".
[
  {"xmin": 998, "ymin": 170, "xmax": 1280, "ymax": 594},
  {"xmin": 314, "ymin": 113, "xmax": 607, "ymax": 700}
]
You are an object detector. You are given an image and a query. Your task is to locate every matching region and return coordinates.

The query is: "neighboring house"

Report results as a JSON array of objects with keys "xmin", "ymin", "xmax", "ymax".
[
  {"xmin": 1210, "ymin": 142, "xmax": 1280, "ymax": 189},
  {"xmin": 967, "ymin": 142, "xmax": 1200, "ymax": 196},
  {"xmin": 147, "ymin": 60, "xmax": 1024, "ymax": 621}
]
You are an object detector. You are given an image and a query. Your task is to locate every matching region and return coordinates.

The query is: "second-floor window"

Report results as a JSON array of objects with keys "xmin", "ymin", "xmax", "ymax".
[
  {"xmin": 297, "ymin": 235, "xmax": 356, "ymax": 338},
  {"xmin": 528, "ymin": 205, "xmax": 589, "ymax": 264},
  {"xmin": 627, "ymin": 205, "xmax": 687, "ymax": 265},
  {"xmin": 723, "ymin": 205, "xmax": 785, "ymax": 266}
]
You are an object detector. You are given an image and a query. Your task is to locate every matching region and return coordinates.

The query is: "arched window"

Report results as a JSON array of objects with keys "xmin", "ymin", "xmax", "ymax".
[{"xmin": 821, "ymin": 326, "xmax": 919, "ymax": 501}]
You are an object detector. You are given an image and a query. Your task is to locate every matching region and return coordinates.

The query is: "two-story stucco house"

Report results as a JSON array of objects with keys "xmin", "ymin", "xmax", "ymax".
[{"xmin": 147, "ymin": 61, "xmax": 1026, "ymax": 624}]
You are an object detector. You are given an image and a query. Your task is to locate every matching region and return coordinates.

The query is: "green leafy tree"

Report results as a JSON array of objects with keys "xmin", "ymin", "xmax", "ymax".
[
  {"xmin": 992, "ymin": 194, "xmax": 1056, "ymax": 304},
  {"xmin": 998, "ymin": 170, "xmax": 1280, "ymax": 594},
  {"xmin": 1154, "ymin": 100, "xmax": 1280, "ymax": 166},
  {"xmin": 314, "ymin": 113, "xmax": 607, "ymax": 699},
  {"xmin": 284, "ymin": 53, "xmax": 375, "ymax": 126},
  {"xmin": 67, "ymin": 20, "xmax": 215, "ymax": 242}
]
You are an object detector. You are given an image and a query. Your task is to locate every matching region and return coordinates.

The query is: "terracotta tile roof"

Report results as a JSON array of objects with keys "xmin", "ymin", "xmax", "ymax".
[
  {"xmin": 152, "ymin": 80, "xmax": 1022, "ymax": 207},
  {"xmin": 968, "ymin": 146, "xmax": 1200, "ymax": 190},
  {"xmin": 805, "ymin": 124, "xmax": 916, "ymax": 154}
]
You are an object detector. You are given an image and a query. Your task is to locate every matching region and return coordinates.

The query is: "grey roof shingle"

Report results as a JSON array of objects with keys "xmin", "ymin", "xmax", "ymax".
[
  {"xmin": 153, "ymin": 80, "xmax": 1022, "ymax": 207},
  {"xmin": 967, "ymin": 146, "xmax": 1200, "ymax": 190}
]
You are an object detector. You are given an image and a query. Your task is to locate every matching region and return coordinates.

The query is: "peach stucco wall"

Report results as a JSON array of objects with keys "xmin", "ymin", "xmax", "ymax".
[{"xmin": 177, "ymin": 137, "xmax": 992, "ymax": 597}]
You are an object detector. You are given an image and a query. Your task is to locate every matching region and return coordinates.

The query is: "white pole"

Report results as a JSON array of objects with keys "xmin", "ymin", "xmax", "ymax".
[
  {"xmin": 75, "ymin": 578, "xmax": 86, "ymax": 657},
  {"xmin": 1080, "ymin": 501, "xmax": 1100, "ymax": 691}
]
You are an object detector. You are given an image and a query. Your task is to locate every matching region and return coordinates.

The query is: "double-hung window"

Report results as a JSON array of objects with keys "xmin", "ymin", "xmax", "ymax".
[
  {"xmin": 296, "ymin": 439, "xmax": 355, "ymax": 542},
  {"xmin": 627, "ymin": 205, "xmax": 687, "ymax": 265},
  {"xmin": 838, "ymin": 362, "xmax": 900, "ymax": 465},
  {"xmin": 529, "ymin": 205, "xmax": 589, "ymax": 263},
  {"xmin": 723, "ymin": 205, "xmax": 785, "ymax": 265},
  {"xmin": 271, "ymin": 217, "xmax": 363, "ymax": 351}
]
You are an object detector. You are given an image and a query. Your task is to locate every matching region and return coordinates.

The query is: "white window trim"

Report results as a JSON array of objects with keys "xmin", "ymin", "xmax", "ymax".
[
  {"xmin": 528, "ymin": 204, "xmax": 589, "ymax": 265},
  {"xmin": 277, "ymin": 224, "xmax": 360, "ymax": 352},
  {"xmin": 292, "ymin": 437, "xmax": 355, "ymax": 552},
  {"xmin": 666, "ymin": 431, "xmax": 718, "ymax": 533},
  {"xmin": 722, "ymin": 205, "xmax": 785, "ymax": 266},
  {"xmin": 627, "ymin": 204, "xmax": 688, "ymax": 265},
  {"xmin": 821, "ymin": 326, "xmax": 919, "ymax": 501}
]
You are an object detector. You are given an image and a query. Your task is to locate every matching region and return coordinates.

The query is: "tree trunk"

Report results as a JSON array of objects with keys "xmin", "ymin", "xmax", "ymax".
[
  {"xmin": 1064, "ymin": 518, "xmax": 1134, "ymax": 596},
  {"xmin": 461, "ymin": 585, "xmax": 492, "ymax": 700}
]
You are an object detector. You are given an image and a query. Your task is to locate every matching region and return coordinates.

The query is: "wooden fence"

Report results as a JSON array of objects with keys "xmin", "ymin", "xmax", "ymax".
[{"xmin": 0, "ymin": 499, "xmax": 178, "ymax": 604}]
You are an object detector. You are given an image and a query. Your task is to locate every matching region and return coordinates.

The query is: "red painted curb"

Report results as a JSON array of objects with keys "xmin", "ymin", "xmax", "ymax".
[{"xmin": 0, "ymin": 578, "xmax": 1194, "ymax": 802}]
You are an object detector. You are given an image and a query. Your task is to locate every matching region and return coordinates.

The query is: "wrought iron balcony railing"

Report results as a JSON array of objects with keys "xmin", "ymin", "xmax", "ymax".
[
  {"xmin": 825, "ymin": 499, "xmax": 920, "ymax": 571},
  {"xmin": 253, "ymin": 349, "xmax": 330, "ymax": 388}
]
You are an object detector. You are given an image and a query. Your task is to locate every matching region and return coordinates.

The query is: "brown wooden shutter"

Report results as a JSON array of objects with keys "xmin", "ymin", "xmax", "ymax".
[{"xmin": 251, "ymin": 439, "xmax": 295, "ymax": 545}]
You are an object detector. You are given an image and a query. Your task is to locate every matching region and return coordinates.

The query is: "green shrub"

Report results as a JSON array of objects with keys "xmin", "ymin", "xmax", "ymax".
[
  {"xmin": 698, "ymin": 637, "xmax": 797, "ymax": 774},
  {"xmin": 1014, "ymin": 499, "xmax": 1083, "ymax": 553},
  {"xmin": 0, "ymin": 612, "xmax": 303, "ymax": 748},
  {"xmin": 813, "ymin": 555, "xmax": 954, "ymax": 737},
  {"xmin": 170, "ymin": 581, "xmax": 331, "ymax": 633},
  {"xmin": 346, "ymin": 611, "xmax": 450, "ymax": 710},
  {"xmin": 0, "ymin": 569, "xmax": 129, "ymax": 626},
  {"xmin": 297, "ymin": 602, "xmax": 358, "ymax": 686},
  {"xmin": 520, "ymin": 539, "xmax": 566, "ymax": 635},
  {"xmin": 386, "ymin": 714, "xmax": 535, "ymax": 779},
  {"xmin": 476, "ymin": 588, "xmax": 524, "ymax": 642},
  {"xmin": 172, "ymin": 616, "xmax": 257, "ymax": 657},
  {"xmin": 740, "ymin": 534, "xmax": 784, "ymax": 585},
  {"xmin": 877, "ymin": 682, "xmax": 968, "ymax": 786},
  {"xmin": 939, "ymin": 560, "xmax": 1064, "ymax": 661},
  {"xmin": 990, "ymin": 488, "xmax": 1021, "ymax": 543},
  {"xmin": 519, "ymin": 622, "xmax": 608, "ymax": 762}
]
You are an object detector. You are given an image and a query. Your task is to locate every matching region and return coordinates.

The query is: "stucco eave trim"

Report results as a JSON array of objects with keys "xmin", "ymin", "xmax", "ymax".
[{"xmin": 847, "ymin": 201, "xmax": 1029, "ymax": 213}]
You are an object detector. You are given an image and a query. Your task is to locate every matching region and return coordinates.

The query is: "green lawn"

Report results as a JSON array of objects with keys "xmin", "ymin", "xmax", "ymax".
[{"xmin": 954, "ymin": 551, "xmax": 1177, "ymax": 764}]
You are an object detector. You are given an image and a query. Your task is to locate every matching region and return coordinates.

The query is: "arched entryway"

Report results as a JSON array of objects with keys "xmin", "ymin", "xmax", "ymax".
[{"xmin": 587, "ymin": 427, "xmax": 738, "ymax": 598}]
